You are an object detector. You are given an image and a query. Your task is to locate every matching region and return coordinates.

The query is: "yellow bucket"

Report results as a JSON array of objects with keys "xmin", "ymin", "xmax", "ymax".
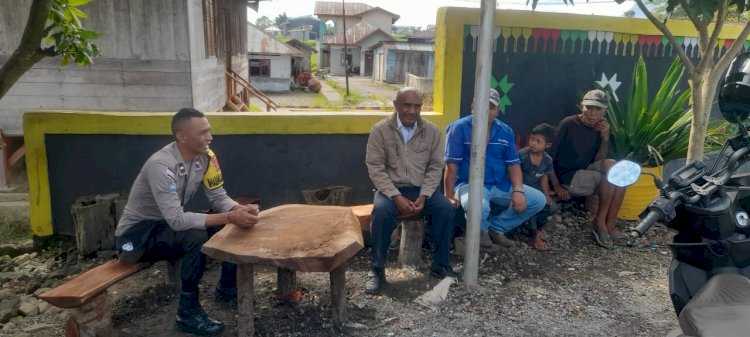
[{"xmin": 617, "ymin": 165, "xmax": 663, "ymax": 220}]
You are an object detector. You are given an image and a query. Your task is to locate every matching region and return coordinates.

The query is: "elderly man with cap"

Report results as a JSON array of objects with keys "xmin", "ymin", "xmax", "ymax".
[
  {"xmin": 550, "ymin": 89, "xmax": 627, "ymax": 248},
  {"xmin": 443, "ymin": 89, "xmax": 546, "ymax": 253}
]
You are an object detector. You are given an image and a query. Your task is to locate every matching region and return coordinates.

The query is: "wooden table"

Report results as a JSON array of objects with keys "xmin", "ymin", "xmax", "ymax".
[{"xmin": 202, "ymin": 204, "xmax": 364, "ymax": 337}]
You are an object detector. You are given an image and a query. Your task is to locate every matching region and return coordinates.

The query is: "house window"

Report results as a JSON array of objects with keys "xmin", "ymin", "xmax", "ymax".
[
  {"xmin": 203, "ymin": 0, "xmax": 215, "ymax": 57},
  {"xmin": 250, "ymin": 59, "xmax": 271, "ymax": 77}
]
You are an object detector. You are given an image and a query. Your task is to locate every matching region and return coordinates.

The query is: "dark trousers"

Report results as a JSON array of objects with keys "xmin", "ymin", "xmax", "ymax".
[
  {"xmin": 116, "ymin": 221, "xmax": 208, "ymax": 293},
  {"xmin": 370, "ymin": 187, "xmax": 455, "ymax": 269}
]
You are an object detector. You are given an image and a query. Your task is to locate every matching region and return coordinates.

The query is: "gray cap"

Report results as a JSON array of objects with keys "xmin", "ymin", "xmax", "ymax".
[
  {"xmin": 489, "ymin": 88, "xmax": 500, "ymax": 106},
  {"xmin": 581, "ymin": 89, "xmax": 609, "ymax": 109}
]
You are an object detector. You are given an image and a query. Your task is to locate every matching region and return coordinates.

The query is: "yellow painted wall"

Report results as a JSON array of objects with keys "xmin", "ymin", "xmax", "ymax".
[
  {"xmin": 24, "ymin": 110, "xmax": 444, "ymax": 236},
  {"xmin": 433, "ymin": 7, "xmax": 745, "ymax": 119}
]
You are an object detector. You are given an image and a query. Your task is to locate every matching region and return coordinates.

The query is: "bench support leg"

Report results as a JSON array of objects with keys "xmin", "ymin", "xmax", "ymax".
[
  {"xmin": 329, "ymin": 263, "xmax": 346, "ymax": 324},
  {"xmin": 65, "ymin": 291, "xmax": 113, "ymax": 337},
  {"xmin": 237, "ymin": 264, "xmax": 255, "ymax": 337},
  {"xmin": 165, "ymin": 259, "xmax": 182, "ymax": 293},
  {"xmin": 276, "ymin": 268, "xmax": 297, "ymax": 298},
  {"xmin": 398, "ymin": 218, "xmax": 426, "ymax": 267}
]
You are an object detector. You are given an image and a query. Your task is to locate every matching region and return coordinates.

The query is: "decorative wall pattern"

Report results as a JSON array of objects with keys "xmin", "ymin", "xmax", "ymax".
[{"xmin": 464, "ymin": 25, "xmax": 750, "ymax": 58}]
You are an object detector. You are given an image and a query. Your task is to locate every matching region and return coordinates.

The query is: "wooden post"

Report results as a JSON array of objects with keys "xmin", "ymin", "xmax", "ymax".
[
  {"xmin": 237, "ymin": 264, "xmax": 255, "ymax": 337},
  {"xmin": 329, "ymin": 264, "xmax": 346, "ymax": 324},
  {"xmin": 64, "ymin": 291, "xmax": 113, "ymax": 337},
  {"xmin": 165, "ymin": 260, "xmax": 181, "ymax": 293},
  {"xmin": 276, "ymin": 268, "xmax": 297, "ymax": 297},
  {"xmin": 398, "ymin": 217, "xmax": 426, "ymax": 267}
]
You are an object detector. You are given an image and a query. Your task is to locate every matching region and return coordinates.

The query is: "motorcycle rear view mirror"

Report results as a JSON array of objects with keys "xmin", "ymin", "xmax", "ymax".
[{"xmin": 607, "ymin": 160, "xmax": 642, "ymax": 187}]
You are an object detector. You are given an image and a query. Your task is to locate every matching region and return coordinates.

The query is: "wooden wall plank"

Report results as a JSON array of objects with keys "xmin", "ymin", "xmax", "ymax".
[
  {"xmin": 0, "ymin": 1, "xmax": 10, "ymax": 53},
  {"xmin": 173, "ymin": 0, "xmax": 190, "ymax": 60},
  {"xmin": 129, "ymin": 0, "xmax": 146, "ymax": 59},
  {"xmin": 159, "ymin": 0, "xmax": 176, "ymax": 59},
  {"xmin": 143, "ymin": 0, "xmax": 162, "ymax": 59},
  {"xmin": 113, "ymin": 0, "xmax": 133, "ymax": 58},
  {"xmin": 7, "ymin": 83, "xmax": 191, "ymax": 99}
]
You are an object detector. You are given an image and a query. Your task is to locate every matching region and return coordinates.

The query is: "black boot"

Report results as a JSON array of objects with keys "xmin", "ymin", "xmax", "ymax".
[
  {"xmin": 214, "ymin": 262, "xmax": 237, "ymax": 302},
  {"xmin": 175, "ymin": 291, "xmax": 225, "ymax": 336}
]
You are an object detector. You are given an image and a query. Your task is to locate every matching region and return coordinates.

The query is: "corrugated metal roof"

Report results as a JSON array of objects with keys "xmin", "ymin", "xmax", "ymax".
[
  {"xmin": 325, "ymin": 21, "xmax": 394, "ymax": 45},
  {"xmin": 247, "ymin": 23, "xmax": 302, "ymax": 56},
  {"xmin": 368, "ymin": 41, "xmax": 434, "ymax": 52},
  {"xmin": 286, "ymin": 39, "xmax": 318, "ymax": 53},
  {"xmin": 314, "ymin": 1, "xmax": 399, "ymax": 22}
]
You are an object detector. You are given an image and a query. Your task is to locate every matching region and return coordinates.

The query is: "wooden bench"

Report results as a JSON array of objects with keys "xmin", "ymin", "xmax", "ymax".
[
  {"xmin": 0, "ymin": 129, "xmax": 24, "ymax": 188},
  {"xmin": 38, "ymin": 259, "xmax": 167, "ymax": 337},
  {"xmin": 350, "ymin": 204, "xmax": 427, "ymax": 267}
]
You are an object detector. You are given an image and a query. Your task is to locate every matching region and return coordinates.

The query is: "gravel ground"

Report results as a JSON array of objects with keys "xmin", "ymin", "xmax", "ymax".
[{"xmin": 0, "ymin": 204, "xmax": 678, "ymax": 337}]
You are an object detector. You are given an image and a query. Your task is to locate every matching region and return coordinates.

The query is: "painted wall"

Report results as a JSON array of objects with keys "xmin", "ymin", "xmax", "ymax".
[
  {"xmin": 433, "ymin": 8, "xmax": 750, "ymax": 142},
  {"xmin": 360, "ymin": 11, "xmax": 394, "ymax": 33}
]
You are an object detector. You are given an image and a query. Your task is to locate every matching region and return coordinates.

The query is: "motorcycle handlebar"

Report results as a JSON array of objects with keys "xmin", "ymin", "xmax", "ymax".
[{"xmin": 632, "ymin": 210, "xmax": 661, "ymax": 237}]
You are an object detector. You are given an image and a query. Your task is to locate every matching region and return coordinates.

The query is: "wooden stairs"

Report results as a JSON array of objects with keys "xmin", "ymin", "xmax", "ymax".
[{"xmin": 224, "ymin": 70, "xmax": 278, "ymax": 112}]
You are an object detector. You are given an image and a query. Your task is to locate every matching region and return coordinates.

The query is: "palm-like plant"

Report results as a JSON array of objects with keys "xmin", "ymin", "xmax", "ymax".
[{"xmin": 605, "ymin": 57, "xmax": 693, "ymax": 167}]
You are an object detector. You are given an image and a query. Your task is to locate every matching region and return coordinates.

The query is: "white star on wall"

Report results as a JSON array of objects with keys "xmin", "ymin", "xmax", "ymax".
[{"xmin": 595, "ymin": 73, "xmax": 621, "ymax": 102}]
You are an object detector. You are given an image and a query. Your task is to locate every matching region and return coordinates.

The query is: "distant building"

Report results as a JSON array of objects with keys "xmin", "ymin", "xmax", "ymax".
[
  {"xmin": 369, "ymin": 41, "xmax": 434, "ymax": 84},
  {"xmin": 314, "ymin": 1, "xmax": 398, "ymax": 76},
  {"xmin": 288, "ymin": 15, "xmax": 322, "ymax": 40},
  {"xmin": 286, "ymin": 39, "xmax": 318, "ymax": 72},
  {"xmin": 247, "ymin": 23, "xmax": 304, "ymax": 91},
  {"xmin": 289, "ymin": 25, "xmax": 318, "ymax": 41}
]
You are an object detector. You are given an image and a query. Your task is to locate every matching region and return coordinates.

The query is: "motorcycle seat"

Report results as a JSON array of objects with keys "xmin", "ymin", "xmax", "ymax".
[{"xmin": 678, "ymin": 274, "xmax": 750, "ymax": 336}]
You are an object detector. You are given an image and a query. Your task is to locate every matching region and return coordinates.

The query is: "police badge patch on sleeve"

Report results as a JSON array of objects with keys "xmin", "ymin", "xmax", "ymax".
[{"xmin": 203, "ymin": 149, "xmax": 224, "ymax": 190}]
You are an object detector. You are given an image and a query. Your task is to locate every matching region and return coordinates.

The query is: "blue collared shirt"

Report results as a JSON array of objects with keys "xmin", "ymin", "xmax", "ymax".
[
  {"xmin": 444, "ymin": 115, "xmax": 520, "ymax": 190},
  {"xmin": 396, "ymin": 116, "xmax": 418, "ymax": 143}
]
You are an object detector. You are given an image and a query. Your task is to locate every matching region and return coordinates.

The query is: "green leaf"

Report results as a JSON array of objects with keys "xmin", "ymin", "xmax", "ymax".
[
  {"xmin": 68, "ymin": 0, "xmax": 93, "ymax": 6},
  {"xmin": 68, "ymin": 7, "xmax": 88, "ymax": 18}
]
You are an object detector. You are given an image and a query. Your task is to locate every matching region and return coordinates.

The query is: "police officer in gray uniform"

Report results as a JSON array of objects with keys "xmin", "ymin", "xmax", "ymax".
[{"xmin": 115, "ymin": 108, "xmax": 259, "ymax": 336}]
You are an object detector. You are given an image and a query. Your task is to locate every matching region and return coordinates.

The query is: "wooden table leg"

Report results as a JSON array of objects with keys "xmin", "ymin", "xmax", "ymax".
[
  {"xmin": 277, "ymin": 268, "xmax": 297, "ymax": 297},
  {"xmin": 237, "ymin": 264, "xmax": 254, "ymax": 337},
  {"xmin": 329, "ymin": 263, "xmax": 346, "ymax": 324}
]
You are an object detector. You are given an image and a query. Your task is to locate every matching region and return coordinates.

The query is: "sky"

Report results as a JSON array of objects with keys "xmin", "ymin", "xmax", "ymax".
[{"xmin": 248, "ymin": 0, "xmax": 641, "ymax": 29}]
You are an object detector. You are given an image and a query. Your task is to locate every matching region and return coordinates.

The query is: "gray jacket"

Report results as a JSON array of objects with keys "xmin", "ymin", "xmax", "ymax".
[
  {"xmin": 365, "ymin": 113, "xmax": 445, "ymax": 198},
  {"xmin": 115, "ymin": 142, "xmax": 238, "ymax": 235}
]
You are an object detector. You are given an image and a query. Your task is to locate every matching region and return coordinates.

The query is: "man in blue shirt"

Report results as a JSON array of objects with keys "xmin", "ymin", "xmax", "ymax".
[{"xmin": 443, "ymin": 89, "xmax": 546, "ymax": 252}]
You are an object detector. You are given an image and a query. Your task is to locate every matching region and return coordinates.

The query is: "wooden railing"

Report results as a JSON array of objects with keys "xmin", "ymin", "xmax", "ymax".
[{"xmin": 224, "ymin": 70, "xmax": 277, "ymax": 112}]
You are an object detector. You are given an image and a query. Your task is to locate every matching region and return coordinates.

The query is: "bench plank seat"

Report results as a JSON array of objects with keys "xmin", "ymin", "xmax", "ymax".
[{"xmin": 40, "ymin": 260, "xmax": 149, "ymax": 309}]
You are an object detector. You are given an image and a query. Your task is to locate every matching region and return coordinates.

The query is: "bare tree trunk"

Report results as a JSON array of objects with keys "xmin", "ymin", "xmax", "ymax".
[
  {"xmin": 0, "ymin": 0, "xmax": 55, "ymax": 100},
  {"xmin": 686, "ymin": 71, "xmax": 715, "ymax": 163}
]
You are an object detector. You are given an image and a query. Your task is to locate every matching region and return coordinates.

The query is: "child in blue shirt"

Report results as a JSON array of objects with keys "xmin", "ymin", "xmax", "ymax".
[{"xmin": 518, "ymin": 123, "xmax": 557, "ymax": 250}]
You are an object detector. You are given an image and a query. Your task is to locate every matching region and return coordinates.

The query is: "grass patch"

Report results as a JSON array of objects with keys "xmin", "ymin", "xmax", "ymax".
[
  {"xmin": 0, "ymin": 217, "xmax": 32, "ymax": 242},
  {"xmin": 247, "ymin": 104, "xmax": 263, "ymax": 112},
  {"xmin": 325, "ymin": 79, "xmax": 365, "ymax": 105}
]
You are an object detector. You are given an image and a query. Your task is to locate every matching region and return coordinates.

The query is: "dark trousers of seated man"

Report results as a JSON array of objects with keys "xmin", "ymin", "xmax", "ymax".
[
  {"xmin": 116, "ymin": 220, "xmax": 233, "ymax": 335},
  {"xmin": 115, "ymin": 220, "xmax": 237, "ymax": 314},
  {"xmin": 370, "ymin": 187, "xmax": 455, "ymax": 271}
]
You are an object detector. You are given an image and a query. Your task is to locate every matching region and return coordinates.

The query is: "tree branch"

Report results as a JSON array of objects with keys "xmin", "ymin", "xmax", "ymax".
[
  {"xmin": 714, "ymin": 20, "xmax": 750, "ymax": 84},
  {"xmin": 699, "ymin": 0, "xmax": 728, "ymax": 71},
  {"xmin": 680, "ymin": 0, "xmax": 708, "ymax": 42},
  {"xmin": 634, "ymin": 0, "xmax": 695, "ymax": 75},
  {"xmin": 0, "ymin": 0, "xmax": 54, "ymax": 100}
]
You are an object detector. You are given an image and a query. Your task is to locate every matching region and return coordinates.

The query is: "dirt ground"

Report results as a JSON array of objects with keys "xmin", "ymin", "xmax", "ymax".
[{"xmin": 1, "ymin": 204, "xmax": 679, "ymax": 337}]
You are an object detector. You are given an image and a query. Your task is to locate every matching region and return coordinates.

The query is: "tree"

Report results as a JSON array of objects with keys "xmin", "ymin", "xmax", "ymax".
[
  {"xmin": 0, "ymin": 0, "xmax": 100, "ymax": 101},
  {"xmin": 274, "ymin": 13, "xmax": 289, "ymax": 30},
  {"xmin": 529, "ymin": 0, "xmax": 750, "ymax": 162},
  {"xmin": 255, "ymin": 16, "xmax": 273, "ymax": 30}
]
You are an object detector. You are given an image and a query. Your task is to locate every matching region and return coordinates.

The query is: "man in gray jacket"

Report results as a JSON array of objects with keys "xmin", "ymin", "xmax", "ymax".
[
  {"xmin": 116, "ymin": 108, "xmax": 258, "ymax": 336},
  {"xmin": 365, "ymin": 87, "xmax": 457, "ymax": 295}
]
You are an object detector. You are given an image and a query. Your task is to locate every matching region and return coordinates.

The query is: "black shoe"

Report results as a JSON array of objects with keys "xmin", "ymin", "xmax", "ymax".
[
  {"xmin": 365, "ymin": 268, "xmax": 385, "ymax": 295},
  {"xmin": 430, "ymin": 264, "xmax": 461, "ymax": 280},
  {"xmin": 214, "ymin": 286, "xmax": 237, "ymax": 302},
  {"xmin": 175, "ymin": 291, "xmax": 225, "ymax": 336},
  {"xmin": 175, "ymin": 310, "xmax": 225, "ymax": 336}
]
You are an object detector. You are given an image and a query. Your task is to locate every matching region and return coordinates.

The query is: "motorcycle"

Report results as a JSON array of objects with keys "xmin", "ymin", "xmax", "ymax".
[{"xmin": 606, "ymin": 52, "xmax": 750, "ymax": 337}]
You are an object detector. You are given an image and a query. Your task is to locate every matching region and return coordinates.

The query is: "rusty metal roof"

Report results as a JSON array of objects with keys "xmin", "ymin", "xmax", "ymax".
[
  {"xmin": 286, "ymin": 39, "xmax": 318, "ymax": 53},
  {"xmin": 247, "ymin": 23, "xmax": 302, "ymax": 56},
  {"xmin": 368, "ymin": 41, "xmax": 434, "ymax": 52},
  {"xmin": 324, "ymin": 20, "xmax": 395, "ymax": 45},
  {"xmin": 314, "ymin": 1, "xmax": 400, "ymax": 22}
]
